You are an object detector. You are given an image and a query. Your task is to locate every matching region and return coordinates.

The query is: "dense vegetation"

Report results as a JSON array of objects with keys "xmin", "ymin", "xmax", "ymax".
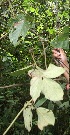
[{"xmin": 0, "ymin": 0, "xmax": 69, "ymax": 135}]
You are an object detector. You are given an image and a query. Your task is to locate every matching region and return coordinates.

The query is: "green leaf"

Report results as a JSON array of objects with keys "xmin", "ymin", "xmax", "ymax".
[
  {"xmin": 59, "ymin": 101, "xmax": 69, "ymax": 108},
  {"xmin": 50, "ymin": 26, "xmax": 69, "ymax": 49},
  {"xmin": 35, "ymin": 98, "xmax": 47, "ymax": 108},
  {"xmin": 10, "ymin": 65, "xmax": 32, "ymax": 76},
  {"xmin": 48, "ymin": 101, "xmax": 54, "ymax": 110},
  {"xmin": 0, "ymin": 96, "xmax": 4, "ymax": 99},
  {"xmin": 43, "ymin": 64, "xmax": 65, "ymax": 78},
  {"xmin": 48, "ymin": 133, "xmax": 53, "ymax": 135},
  {"xmin": 42, "ymin": 78, "xmax": 64, "ymax": 101},
  {"xmin": 58, "ymin": 26, "xmax": 69, "ymax": 41},
  {"xmin": 30, "ymin": 77, "xmax": 43, "ymax": 102},
  {"xmin": 29, "ymin": 7, "xmax": 35, "ymax": 12},
  {"xmin": 9, "ymin": 14, "xmax": 30, "ymax": 46},
  {"xmin": 62, "ymin": 26, "xmax": 69, "ymax": 35},
  {"xmin": 37, "ymin": 107, "xmax": 55, "ymax": 130},
  {"xmin": 51, "ymin": 37, "xmax": 69, "ymax": 49},
  {"xmin": 23, "ymin": 106, "xmax": 33, "ymax": 132}
]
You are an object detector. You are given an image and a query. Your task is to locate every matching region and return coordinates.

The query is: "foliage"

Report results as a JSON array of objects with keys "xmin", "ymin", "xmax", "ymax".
[
  {"xmin": 37, "ymin": 107, "xmax": 55, "ymax": 130},
  {"xmin": 0, "ymin": 0, "xmax": 69, "ymax": 135},
  {"xmin": 30, "ymin": 64, "xmax": 65, "ymax": 102},
  {"xmin": 50, "ymin": 26, "xmax": 69, "ymax": 49}
]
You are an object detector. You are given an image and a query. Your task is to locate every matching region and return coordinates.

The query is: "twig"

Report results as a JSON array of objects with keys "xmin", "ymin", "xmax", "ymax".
[
  {"xmin": 0, "ymin": 33, "xmax": 8, "ymax": 40},
  {"xmin": 8, "ymin": 0, "xmax": 15, "ymax": 17},
  {"xmin": 31, "ymin": 29, "xmax": 47, "ymax": 69},
  {"xmin": 0, "ymin": 84, "xmax": 23, "ymax": 89},
  {"xmin": 40, "ymin": 39, "xmax": 47, "ymax": 69},
  {"xmin": 3, "ymin": 99, "xmax": 33, "ymax": 135},
  {"xmin": 31, "ymin": 52, "xmax": 37, "ymax": 67},
  {"xmin": 29, "ymin": 49, "xmax": 37, "ymax": 67}
]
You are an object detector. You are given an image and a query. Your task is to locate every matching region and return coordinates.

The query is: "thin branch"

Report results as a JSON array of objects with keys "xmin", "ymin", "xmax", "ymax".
[
  {"xmin": 40, "ymin": 39, "xmax": 47, "ymax": 69},
  {"xmin": 29, "ymin": 48, "xmax": 37, "ymax": 67},
  {"xmin": 3, "ymin": 99, "xmax": 33, "ymax": 135},
  {"xmin": 0, "ymin": 33, "xmax": 8, "ymax": 40},
  {"xmin": 31, "ymin": 52, "xmax": 37, "ymax": 67},
  {"xmin": 8, "ymin": 0, "xmax": 15, "ymax": 17},
  {"xmin": 31, "ymin": 29, "xmax": 47, "ymax": 69},
  {"xmin": 0, "ymin": 84, "xmax": 23, "ymax": 89}
]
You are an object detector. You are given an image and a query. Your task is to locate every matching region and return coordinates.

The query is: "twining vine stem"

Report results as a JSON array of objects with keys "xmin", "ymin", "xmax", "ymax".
[{"xmin": 3, "ymin": 99, "xmax": 33, "ymax": 135}]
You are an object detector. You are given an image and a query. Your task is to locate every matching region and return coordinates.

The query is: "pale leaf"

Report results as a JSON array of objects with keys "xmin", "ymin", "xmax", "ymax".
[
  {"xmin": 43, "ymin": 64, "xmax": 65, "ymax": 78},
  {"xmin": 37, "ymin": 107, "xmax": 55, "ymax": 130},
  {"xmin": 42, "ymin": 78, "xmax": 64, "ymax": 101},
  {"xmin": 9, "ymin": 18, "xmax": 30, "ymax": 45},
  {"xmin": 30, "ymin": 77, "xmax": 43, "ymax": 102},
  {"xmin": 9, "ymin": 20, "xmax": 24, "ymax": 45},
  {"xmin": 23, "ymin": 107, "xmax": 33, "ymax": 132},
  {"xmin": 28, "ymin": 68, "xmax": 43, "ymax": 78}
]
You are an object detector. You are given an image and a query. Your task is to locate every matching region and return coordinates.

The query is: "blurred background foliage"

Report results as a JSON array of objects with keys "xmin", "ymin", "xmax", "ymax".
[{"xmin": 0, "ymin": 0, "xmax": 69, "ymax": 135}]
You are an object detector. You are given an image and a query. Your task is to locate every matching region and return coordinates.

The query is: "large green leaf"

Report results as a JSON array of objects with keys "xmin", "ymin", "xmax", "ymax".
[
  {"xmin": 37, "ymin": 107, "xmax": 55, "ymax": 130},
  {"xmin": 43, "ymin": 64, "xmax": 65, "ymax": 78},
  {"xmin": 23, "ymin": 106, "xmax": 33, "ymax": 132},
  {"xmin": 9, "ymin": 14, "xmax": 30, "ymax": 46},
  {"xmin": 50, "ymin": 26, "xmax": 69, "ymax": 49},
  {"xmin": 42, "ymin": 78, "xmax": 64, "ymax": 101},
  {"xmin": 51, "ymin": 37, "xmax": 69, "ymax": 49}
]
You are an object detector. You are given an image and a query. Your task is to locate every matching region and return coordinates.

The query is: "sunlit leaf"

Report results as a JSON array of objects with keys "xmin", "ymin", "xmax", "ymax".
[
  {"xmin": 30, "ymin": 75, "xmax": 64, "ymax": 102},
  {"xmin": 23, "ymin": 106, "xmax": 33, "ymax": 132},
  {"xmin": 30, "ymin": 77, "xmax": 43, "ymax": 102},
  {"xmin": 37, "ymin": 107, "xmax": 55, "ymax": 130},
  {"xmin": 42, "ymin": 78, "xmax": 64, "ymax": 101},
  {"xmin": 28, "ymin": 68, "xmax": 43, "ymax": 78},
  {"xmin": 32, "ymin": 64, "xmax": 65, "ymax": 78},
  {"xmin": 43, "ymin": 64, "xmax": 65, "ymax": 78}
]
